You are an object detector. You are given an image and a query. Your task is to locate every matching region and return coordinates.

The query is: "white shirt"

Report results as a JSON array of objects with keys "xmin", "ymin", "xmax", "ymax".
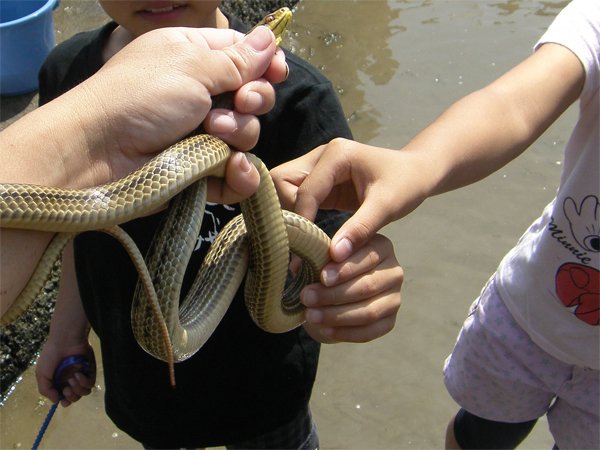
[{"xmin": 496, "ymin": 0, "xmax": 600, "ymax": 369}]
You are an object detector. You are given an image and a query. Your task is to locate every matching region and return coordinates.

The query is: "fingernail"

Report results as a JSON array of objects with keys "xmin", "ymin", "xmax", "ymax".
[
  {"xmin": 302, "ymin": 288, "xmax": 317, "ymax": 307},
  {"xmin": 238, "ymin": 153, "xmax": 252, "ymax": 173},
  {"xmin": 210, "ymin": 113, "xmax": 237, "ymax": 134},
  {"xmin": 244, "ymin": 26, "xmax": 272, "ymax": 51},
  {"xmin": 284, "ymin": 63, "xmax": 289, "ymax": 80},
  {"xmin": 244, "ymin": 90, "xmax": 264, "ymax": 111},
  {"xmin": 306, "ymin": 308, "xmax": 323, "ymax": 324},
  {"xmin": 321, "ymin": 268, "xmax": 337, "ymax": 287},
  {"xmin": 333, "ymin": 237, "xmax": 353, "ymax": 261}
]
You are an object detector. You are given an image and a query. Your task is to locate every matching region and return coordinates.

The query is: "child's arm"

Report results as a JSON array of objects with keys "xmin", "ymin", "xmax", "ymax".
[
  {"xmin": 401, "ymin": 42, "xmax": 584, "ymax": 196},
  {"xmin": 273, "ymin": 42, "xmax": 586, "ymax": 261},
  {"xmin": 35, "ymin": 242, "xmax": 96, "ymax": 407}
]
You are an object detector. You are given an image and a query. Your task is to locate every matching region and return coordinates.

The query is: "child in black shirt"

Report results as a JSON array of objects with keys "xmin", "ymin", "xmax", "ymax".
[{"xmin": 35, "ymin": 1, "xmax": 401, "ymax": 448}]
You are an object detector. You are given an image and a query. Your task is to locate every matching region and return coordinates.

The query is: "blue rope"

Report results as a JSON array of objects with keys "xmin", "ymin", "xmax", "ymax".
[{"xmin": 31, "ymin": 401, "xmax": 59, "ymax": 450}]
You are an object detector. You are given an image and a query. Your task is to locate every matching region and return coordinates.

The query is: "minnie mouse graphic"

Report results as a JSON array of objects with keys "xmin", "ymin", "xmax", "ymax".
[{"xmin": 555, "ymin": 195, "xmax": 600, "ymax": 326}]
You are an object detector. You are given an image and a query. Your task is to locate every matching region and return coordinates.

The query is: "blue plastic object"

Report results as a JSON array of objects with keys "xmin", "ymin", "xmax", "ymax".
[
  {"xmin": 52, "ymin": 355, "xmax": 93, "ymax": 391},
  {"xmin": 0, "ymin": 0, "xmax": 59, "ymax": 96}
]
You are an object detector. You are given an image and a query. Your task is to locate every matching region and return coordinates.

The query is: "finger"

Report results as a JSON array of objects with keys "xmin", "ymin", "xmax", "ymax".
[
  {"xmin": 67, "ymin": 375, "xmax": 93, "ymax": 397},
  {"xmin": 264, "ymin": 48, "xmax": 288, "ymax": 84},
  {"xmin": 217, "ymin": 26, "xmax": 278, "ymax": 94},
  {"xmin": 293, "ymin": 143, "xmax": 353, "ymax": 221},
  {"xmin": 179, "ymin": 26, "xmax": 277, "ymax": 97},
  {"xmin": 330, "ymin": 198, "xmax": 397, "ymax": 262},
  {"xmin": 318, "ymin": 314, "xmax": 398, "ymax": 343},
  {"xmin": 74, "ymin": 372, "xmax": 95, "ymax": 390},
  {"xmin": 60, "ymin": 385, "xmax": 81, "ymax": 406},
  {"xmin": 204, "ymin": 110, "xmax": 261, "ymax": 151},
  {"xmin": 206, "ymin": 152, "xmax": 260, "ymax": 204},
  {"xmin": 303, "ymin": 262, "xmax": 403, "ymax": 308},
  {"xmin": 321, "ymin": 234, "xmax": 395, "ymax": 287},
  {"xmin": 305, "ymin": 292, "xmax": 400, "ymax": 331},
  {"xmin": 234, "ymin": 79, "xmax": 276, "ymax": 115},
  {"xmin": 180, "ymin": 27, "xmax": 244, "ymax": 49},
  {"xmin": 270, "ymin": 146, "xmax": 328, "ymax": 216}
]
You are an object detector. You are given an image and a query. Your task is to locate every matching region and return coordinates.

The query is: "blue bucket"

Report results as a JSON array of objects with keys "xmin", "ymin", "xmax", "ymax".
[{"xmin": 0, "ymin": 0, "xmax": 59, "ymax": 96}]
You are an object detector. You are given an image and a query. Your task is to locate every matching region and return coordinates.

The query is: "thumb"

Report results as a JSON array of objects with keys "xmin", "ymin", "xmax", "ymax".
[{"xmin": 215, "ymin": 26, "xmax": 277, "ymax": 94}]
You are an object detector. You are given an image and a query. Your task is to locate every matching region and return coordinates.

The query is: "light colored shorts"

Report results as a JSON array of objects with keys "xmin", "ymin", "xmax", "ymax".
[{"xmin": 443, "ymin": 277, "xmax": 599, "ymax": 450}]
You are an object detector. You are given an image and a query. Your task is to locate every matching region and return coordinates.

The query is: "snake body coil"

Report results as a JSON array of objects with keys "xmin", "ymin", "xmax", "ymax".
[
  {"xmin": 0, "ymin": 6, "xmax": 332, "ymax": 385},
  {"xmin": 0, "ymin": 134, "xmax": 331, "ymax": 383}
]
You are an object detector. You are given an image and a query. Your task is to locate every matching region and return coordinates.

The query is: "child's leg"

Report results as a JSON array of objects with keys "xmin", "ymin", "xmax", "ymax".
[
  {"xmin": 446, "ymin": 408, "xmax": 537, "ymax": 449},
  {"xmin": 443, "ymin": 277, "xmax": 599, "ymax": 449}
]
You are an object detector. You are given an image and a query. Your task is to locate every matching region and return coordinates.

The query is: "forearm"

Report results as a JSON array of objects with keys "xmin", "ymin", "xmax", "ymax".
[
  {"xmin": 401, "ymin": 87, "xmax": 538, "ymax": 196},
  {"xmin": 47, "ymin": 242, "xmax": 90, "ymax": 343},
  {"xmin": 405, "ymin": 43, "xmax": 584, "ymax": 198},
  {"xmin": 0, "ymin": 85, "xmax": 108, "ymax": 189},
  {"xmin": 36, "ymin": 243, "xmax": 94, "ymax": 405},
  {"xmin": 0, "ymin": 88, "xmax": 108, "ymax": 313}
]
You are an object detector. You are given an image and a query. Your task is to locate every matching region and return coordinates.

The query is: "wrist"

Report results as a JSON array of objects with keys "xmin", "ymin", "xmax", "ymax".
[
  {"xmin": 395, "ymin": 147, "xmax": 442, "ymax": 204},
  {"xmin": 47, "ymin": 320, "xmax": 91, "ymax": 345}
]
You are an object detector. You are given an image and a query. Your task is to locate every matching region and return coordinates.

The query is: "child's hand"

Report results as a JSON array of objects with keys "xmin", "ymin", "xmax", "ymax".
[
  {"xmin": 272, "ymin": 140, "xmax": 431, "ymax": 262},
  {"xmin": 302, "ymin": 234, "xmax": 403, "ymax": 343},
  {"xmin": 36, "ymin": 341, "xmax": 96, "ymax": 407}
]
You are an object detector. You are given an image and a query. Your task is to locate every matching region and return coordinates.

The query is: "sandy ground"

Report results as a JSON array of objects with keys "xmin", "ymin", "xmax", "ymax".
[{"xmin": 1, "ymin": 1, "xmax": 574, "ymax": 449}]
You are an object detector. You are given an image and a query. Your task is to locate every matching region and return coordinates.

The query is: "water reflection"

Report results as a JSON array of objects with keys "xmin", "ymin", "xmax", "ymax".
[
  {"xmin": 492, "ymin": 0, "xmax": 520, "ymax": 15},
  {"xmin": 489, "ymin": 0, "xmax": 568, "ymax": 16},
  {"xmin": 535, "ymin": 1, "xmax": 570, "ymax": 16},
  {"xmin": 289, "ymin": 0, "xmax": 401, "ymax": 142}
]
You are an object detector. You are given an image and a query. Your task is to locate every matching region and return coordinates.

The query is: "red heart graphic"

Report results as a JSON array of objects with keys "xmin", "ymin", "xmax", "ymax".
[{"xmin": 555, "ymin": 263, "xmax": 600, "ymax": 326}]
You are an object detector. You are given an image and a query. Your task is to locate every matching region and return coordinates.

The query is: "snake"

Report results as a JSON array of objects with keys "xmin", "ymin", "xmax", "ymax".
[{"xmin": 0, "ymin": 8, "xmax": 331, "ymax": 386}]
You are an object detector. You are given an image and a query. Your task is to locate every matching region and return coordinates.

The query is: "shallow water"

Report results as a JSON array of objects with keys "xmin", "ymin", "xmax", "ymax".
[{"xmin": 0, "ymin": 0, "xmax": 574, "ymax": 448}]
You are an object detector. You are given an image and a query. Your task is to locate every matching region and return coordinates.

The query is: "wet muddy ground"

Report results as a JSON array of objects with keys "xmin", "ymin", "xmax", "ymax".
[{"xmin": 1, "ymin": 1, "xmax": 573, "ymax": 449}]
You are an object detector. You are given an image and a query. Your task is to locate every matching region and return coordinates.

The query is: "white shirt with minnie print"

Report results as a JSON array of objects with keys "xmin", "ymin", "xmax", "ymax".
[{"xmin": 496, "ymin": 0, "xmax": 600, "ymax": 369}]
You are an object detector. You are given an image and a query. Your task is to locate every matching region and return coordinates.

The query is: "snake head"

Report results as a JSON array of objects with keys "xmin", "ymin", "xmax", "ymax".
[{"xmin": 250, "ymin": 7, "xmax": 292, "ymax": 46}]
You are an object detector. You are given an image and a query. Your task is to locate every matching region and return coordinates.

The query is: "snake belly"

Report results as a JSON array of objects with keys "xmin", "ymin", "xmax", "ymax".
[{"xmin": 0, "ymin": 135, "xmax": 331, "ymax": 366}]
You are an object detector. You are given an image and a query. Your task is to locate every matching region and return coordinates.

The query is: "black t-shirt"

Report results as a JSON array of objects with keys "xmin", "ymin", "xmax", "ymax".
[{"xmin": 38, "ymin": 15, "xmax": 352, "ymax": 448}]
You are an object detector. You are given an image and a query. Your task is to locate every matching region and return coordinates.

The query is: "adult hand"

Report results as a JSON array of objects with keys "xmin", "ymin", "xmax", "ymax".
[
  {"xmin": 0, "ymin": 25, "xmax": 286, "ymax": 311},
  {"xmin": 2, "ymin": 25, "xmax": 285, "ymax": 194},
  {"xmin": 272, "ymin": 138, "xmax": 431, "ymax": 261},
  {"xmin": 302, "ymin": 234, "xmax": 403, "ymax": 343},
  {"xmin": 78, "ymin": 25, "xmax": 287, "ymax": 200}
]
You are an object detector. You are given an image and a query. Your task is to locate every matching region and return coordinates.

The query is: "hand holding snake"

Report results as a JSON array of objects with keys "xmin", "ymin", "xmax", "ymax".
[
  {"xmin": 0, "ymin": 19, "xmax": 286, "ymax": 318},
  {"xmin": 0, "ymin": 9, "xmax": 334, "ymax": 387}
]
